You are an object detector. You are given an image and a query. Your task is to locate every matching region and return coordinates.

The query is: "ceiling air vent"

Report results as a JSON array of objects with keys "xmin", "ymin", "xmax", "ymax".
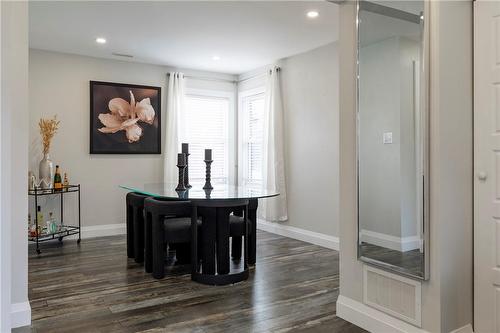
[{"xmin": 112, "ymin": 52, "xmax": 134, "ymax": 58}]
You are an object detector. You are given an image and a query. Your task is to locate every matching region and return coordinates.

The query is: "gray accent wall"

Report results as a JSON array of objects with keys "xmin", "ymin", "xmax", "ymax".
[
  {"xmin": 29, "ymin": 49, "xmax": 236, "ymax": 231},
  {"xmin": 280, "ymin": 42, "xmax": 340, "ymax": 237},
  {"xmin": 359, "ymin": 36, "xmax": 419, "ymax": 239},
  {"xmin": 238, "ymin": 42, "xmax": 340, "ymax": 237},
  {"xmin": 30, "ymin": 43, "xmax": 341, "ymax": 240}
]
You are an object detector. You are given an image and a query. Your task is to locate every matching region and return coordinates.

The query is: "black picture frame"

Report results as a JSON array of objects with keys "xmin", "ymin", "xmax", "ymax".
[{"xmin": 90, "ymin": 80, "xmax": 161, "ymax": 154}]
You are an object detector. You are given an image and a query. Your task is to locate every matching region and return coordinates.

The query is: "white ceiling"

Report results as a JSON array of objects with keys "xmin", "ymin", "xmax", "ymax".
[
  {"xmin": 360, "ymin": 1, "xmax": 422, "ymax": 46},
  {"xmin": 29, "ymin": 1, "xmax": 339, "ymax": 74}
]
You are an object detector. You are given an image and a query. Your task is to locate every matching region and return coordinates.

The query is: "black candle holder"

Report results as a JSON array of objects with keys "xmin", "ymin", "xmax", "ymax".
[
  {"xmin": 182, "ymin": 143, "xmax": 192, "ymax": 189},
  {"xmin": 176, "ymin": 162, "xmax": 187, "ymax": 191},
  {"xmin": 203, "ymin": 159, "xmax": 213, "ymax": 190},
  {"xmin": 184, "ymin": 152, "xmax": 192, "ymax": 188},
  {"xmin": 176, "ymin": 188, "xmax": 189, "ymax": 199}
]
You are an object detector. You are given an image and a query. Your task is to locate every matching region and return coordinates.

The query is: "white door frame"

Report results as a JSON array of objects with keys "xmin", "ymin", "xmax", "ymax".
[
  {"xmin": 0, "ymin": 2, "xmax": 13, "ymax": 331},
  {"xmin": 474, "ymin": 0, "xmax": 500, "ymax": 331}
]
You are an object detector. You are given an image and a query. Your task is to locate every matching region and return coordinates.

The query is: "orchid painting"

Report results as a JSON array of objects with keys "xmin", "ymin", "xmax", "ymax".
[{"xmin": 90, "ymin": 81, "xmax": 161, "ymax": 154}]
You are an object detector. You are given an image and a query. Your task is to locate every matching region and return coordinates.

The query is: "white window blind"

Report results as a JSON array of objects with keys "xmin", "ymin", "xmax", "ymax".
[
  {"xmin": 239, "ymin": 91, "xmax": 265, "ymax": 188},
  {"xmin": 184, "ymin": 93, "xmax": 229, "ymax": 184}
]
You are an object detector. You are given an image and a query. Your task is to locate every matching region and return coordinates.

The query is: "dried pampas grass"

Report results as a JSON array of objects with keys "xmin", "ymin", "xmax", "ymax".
[{"xmin": 39, "ymin": 116, "xmax": 60, "ymax": 154}]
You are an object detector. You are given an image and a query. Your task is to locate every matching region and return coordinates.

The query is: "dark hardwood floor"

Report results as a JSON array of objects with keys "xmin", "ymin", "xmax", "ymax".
[{"xmin": 24, "ymin": 230, "xmax": 364, "ymax": 333}]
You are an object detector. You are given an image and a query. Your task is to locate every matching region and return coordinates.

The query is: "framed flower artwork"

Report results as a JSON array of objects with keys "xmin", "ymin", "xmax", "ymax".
[{"xmin": 90, "ymin": 81, "xmax": 161, "ymax": 154}]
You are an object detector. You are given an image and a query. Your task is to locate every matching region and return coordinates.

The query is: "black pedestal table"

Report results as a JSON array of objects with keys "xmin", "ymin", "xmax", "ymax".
[{"xmin": 119, "ymin": 182, "xmax": 278, "ymax": 285}]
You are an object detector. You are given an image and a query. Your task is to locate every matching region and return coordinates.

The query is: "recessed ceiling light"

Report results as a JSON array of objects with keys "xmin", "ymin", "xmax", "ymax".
[
  {"xmin": 307, "ymin": 11, "xmax": 319, "ymax": 18},
  {"xmin": 96, "ymin": 37, "xmax": 107, "ymax": 44},
  {"xmin": 212, "ymin": 55, "xmax": 221, "ymax": 61}
]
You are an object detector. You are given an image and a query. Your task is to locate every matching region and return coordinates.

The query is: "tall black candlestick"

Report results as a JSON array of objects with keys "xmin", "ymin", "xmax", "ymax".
[
  {"xmin": 176, "ymin": 153, "xmax": 186, "ymax": 191},
  {"xmin": 203, "ymin": 158, "xmax": 213, "ymax": 190},
  {"xmin": 181, "ymin": 143, "xmax": 191, "ymax": 188},
  {"xmin": 177, "ymin": 152, "xmax": 186, "ymax": 165}
]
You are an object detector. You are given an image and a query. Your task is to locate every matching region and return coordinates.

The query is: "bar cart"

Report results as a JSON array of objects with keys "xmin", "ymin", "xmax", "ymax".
[{"xmin": 28, "ymin": 184, "xmax": 81, "ymax": 254}]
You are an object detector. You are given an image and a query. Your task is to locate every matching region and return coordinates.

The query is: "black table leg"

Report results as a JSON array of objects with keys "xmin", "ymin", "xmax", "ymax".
[
  {"xmin": 201, "ymin": 207, "xmax": 216, "ymax": 275},
  {"xmin": 216, "ymin": 207, "xmax": 230, "ymax": 274},
  {"xmin": 248, "ymin": 199, "xmax": 258, "ymax": 265},
  {"xmin": 231, "ymin": 236, "xmax": 242, "ymax": 260},
  {"xmin": 176, "ymin": 243, "xmax": 191, "ymax": 264},
  {"xmin": 191, "ymin": 205, "xmax": 198, "ymax": 274}
]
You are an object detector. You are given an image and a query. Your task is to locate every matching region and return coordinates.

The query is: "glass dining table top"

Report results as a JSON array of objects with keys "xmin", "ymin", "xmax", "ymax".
[{"xmin": 119, "ymin": 182, "xmax": 279, "ymax": 200}]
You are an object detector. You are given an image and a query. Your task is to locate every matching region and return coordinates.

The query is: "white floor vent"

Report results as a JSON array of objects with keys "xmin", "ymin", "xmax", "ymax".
[{"xmin": 363, "ymin": 265, "xmax": 422, "ymax": 327}]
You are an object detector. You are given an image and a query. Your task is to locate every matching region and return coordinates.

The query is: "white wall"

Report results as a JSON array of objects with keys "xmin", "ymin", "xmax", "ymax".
[
  {"xmin": 337, "ymin": 1, "xmax": 473, "ymax": 332},
  {"xmin": 29, "ymin": 49, "xmax": 236, "ymax": 231},
  {"xmin": 1, "ymin": 1, "xmax": 30, "ymax": 329},
  {"xmin": 359, "ymin": 37, "xmax": 402, "ymax": 238},
  {"xmin": 238, "ymin": 42, "xmax": 340, "ymax": 238},
  {"xmin": 359, "ymin": 36, "xmax": 419, "ymax": 240},
  {"xmin": 280, "ymin": 42, "xmax": 339, "ymax": 237}
]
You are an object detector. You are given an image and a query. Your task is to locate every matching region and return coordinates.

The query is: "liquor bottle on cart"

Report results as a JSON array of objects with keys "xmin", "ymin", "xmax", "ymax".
[{"xmin": 54, "ymin": 165, "xmax": 62, "ymax": 191}]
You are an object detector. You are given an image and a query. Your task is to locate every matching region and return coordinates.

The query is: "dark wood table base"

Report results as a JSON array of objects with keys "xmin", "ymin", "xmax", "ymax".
[
  {"xmin": 191, "ymin": 199, "xmax": 250, "ymax": 285},
  {"xmin": 191, "ymin": 269, "xmax": 249, "ymax": 286}
]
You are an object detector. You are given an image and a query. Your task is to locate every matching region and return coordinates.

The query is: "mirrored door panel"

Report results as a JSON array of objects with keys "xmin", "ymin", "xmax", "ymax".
[{"xmin": 357, "ymin": 0, "xmax": 428, "ymax": 280}]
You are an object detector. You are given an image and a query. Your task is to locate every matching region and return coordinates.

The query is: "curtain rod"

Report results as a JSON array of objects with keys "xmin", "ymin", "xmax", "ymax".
[{"xmin": 167, "ymin": 67, "xmax": 280, "ymax": 85}]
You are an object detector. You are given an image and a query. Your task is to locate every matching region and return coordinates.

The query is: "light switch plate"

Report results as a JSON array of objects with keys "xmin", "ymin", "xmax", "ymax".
[{"xmin": 383, "ymin": 132, "xmax": 393, "ymax": 144}]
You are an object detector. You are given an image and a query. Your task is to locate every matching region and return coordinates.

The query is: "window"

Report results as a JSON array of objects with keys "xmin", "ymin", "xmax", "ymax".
[
  {"xmin": 238, "ymin": 88, "xmax": 266, "ymax": 188},
  {"xmin": 183, "ymin": 90, "xmax": 233, "ymax": 184}
]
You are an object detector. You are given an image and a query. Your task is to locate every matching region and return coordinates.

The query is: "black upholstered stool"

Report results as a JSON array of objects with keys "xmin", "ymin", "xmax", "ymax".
[
  {"xmin": 144, "ymin": 198, "xmax": 200, "ymax": 279},
  {"xmin": 126, "ymin": 192, "xmax": 150, "ymax": 262}
]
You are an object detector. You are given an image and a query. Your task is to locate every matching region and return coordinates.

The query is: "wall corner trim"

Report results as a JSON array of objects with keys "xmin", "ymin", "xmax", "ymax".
[
  {"xmin": 256, "ymin": 219, "xmax": 339, "ymax": 250},
  {"xmin": 336, "ymin": 295, "xmax": 430, "ymax": 333},
  {"xmin": 11, "ymin": 301, "xmax": 31, "ymax": 328}
]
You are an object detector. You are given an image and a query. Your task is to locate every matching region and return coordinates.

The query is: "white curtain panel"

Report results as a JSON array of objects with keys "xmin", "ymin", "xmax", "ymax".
[
  {"xmin": 260, "ymin": 67, "xmax": 288, "ymax": 222},
  {"xmin": 164, "ymin": 72, "xmax": 185, "ymax": 182}
]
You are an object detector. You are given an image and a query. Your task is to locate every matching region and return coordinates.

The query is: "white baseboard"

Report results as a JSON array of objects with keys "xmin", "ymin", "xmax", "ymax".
[
  {"xmin": 82, "ymin": 223, "xmax": 126, "ymax": 239},
  {"xmin": 11, "ymin": 301, "xmax": 31, "ymax": 328},
  {"xmin": 450, "ymin": 324, "xmax": 473, "ymax": 333},
  {"xmin": 360, "ymin": 229, "xmax": 420, "ymax": 252},
  {"xmin": 336, "ymin": 295, "xmax": 429, "ymax": 333},
  {"xmin": 257, "ymin": 219, "xmax": 339, "ymax": 251},
  {"xmin": 78, "ymin": 222, "xmax": 340, "ymax": 254},
  {"xmin": 400, "ymin": 236, "xmax": 421, "ymax": 252},
  {"xmin": 64, "ymin": 223, "xmax": 126, "ymax": 240}
]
